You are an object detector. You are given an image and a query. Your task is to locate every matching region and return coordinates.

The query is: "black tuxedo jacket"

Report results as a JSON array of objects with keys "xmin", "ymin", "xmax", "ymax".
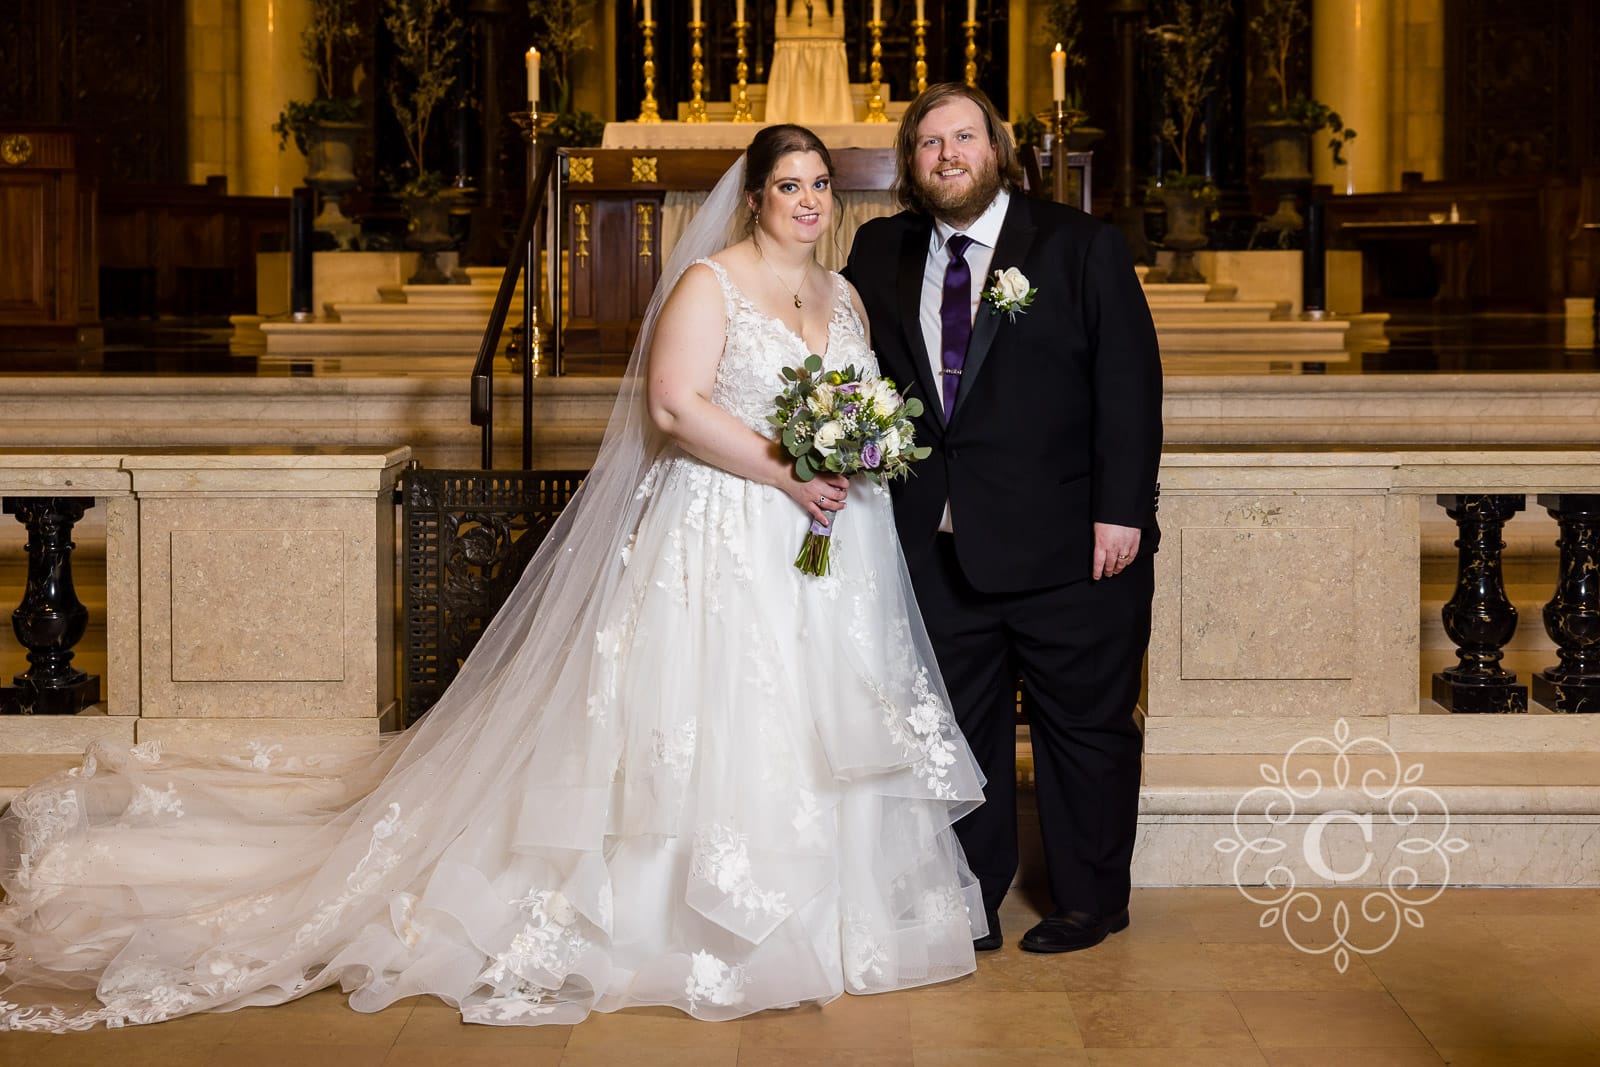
[{"xmin": 845, "ymin": 194, "xmax": 1163, "ymax": 593}]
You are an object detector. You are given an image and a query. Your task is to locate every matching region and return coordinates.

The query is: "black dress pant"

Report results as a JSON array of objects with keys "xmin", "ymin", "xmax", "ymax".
[{"xmin": 912, "ymin": 533, "xmax": 1152, "ymax": 917}]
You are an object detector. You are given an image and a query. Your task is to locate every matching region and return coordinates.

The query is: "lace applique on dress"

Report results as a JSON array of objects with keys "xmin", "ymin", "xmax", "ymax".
[
  {"xmin": 691, "ymin": 825, "xmax": 790, "ymax": 919},
  {"xmin": 685, "ymin": 951, "xmax": 748, "ymax": 1009}
]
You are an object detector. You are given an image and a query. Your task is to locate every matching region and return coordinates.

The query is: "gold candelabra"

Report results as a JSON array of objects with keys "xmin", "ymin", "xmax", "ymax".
[
  {"xmin": 963, "ymin": 20, "xmax": 979, "ymax": 88},
  {"xmin": 912, "ymin": 19, "xmax": 928, "ymax": 96},
  {"xmin": 685, "ymin": 21, "xmax": 709, "ymax": 122},
  {"xmin": 865, "ymin": 20, "xmax": 887, "ymax": 122},
  {"xmin": 732, "ymin": 21, "xmax": 754, "ymax": 121},
  {"xmin": 637, "ymin": 19, "xmax": 660, "ymax": 122}
]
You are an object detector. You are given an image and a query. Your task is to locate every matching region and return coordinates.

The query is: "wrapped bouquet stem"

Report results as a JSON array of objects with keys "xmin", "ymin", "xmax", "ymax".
[{"xmin": 770, "ymin": 355, "xmax": 930, "ymax": 577}]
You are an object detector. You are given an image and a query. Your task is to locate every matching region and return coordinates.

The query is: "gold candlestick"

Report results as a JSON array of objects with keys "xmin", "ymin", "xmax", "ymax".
[
  {"xmin": 912, "ymin": 19, "xmax": 928, "ymax": 96},
  {"xmin": 1051, "ymin": 101, "xmax": 1069, "ymax": 205},
  {"xmin": 963, "ymin": 20, "xmax": 979, "ymax": 88},
  {"xmin": 685, "ymin": 21, "xmax": 709, "ymax": 122},
  {"xmin": 732, "ymin": 21, "xmax": 754, "ymax": 121},
  {"xmin": 510, "ymin": 109, "xmax": 551, "ymax": 378},
  {"xmin": 865, "ymin": 20, "xmax": 887, "ymax": 122},
  {"xmin": 637, "ymin": 19, "xmax": 660, "ymax": 122}
]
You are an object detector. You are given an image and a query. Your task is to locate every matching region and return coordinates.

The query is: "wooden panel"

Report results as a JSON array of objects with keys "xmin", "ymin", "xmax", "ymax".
[
  {"xmin": 0, "ymin": 0, "xmax": 186, "ymax": 184},
  {"xmin": 98, "ymin": 180, "xmax": 288, "ymax": 317},
  {"xmin": 0, "ymin": 178, "xmax": 51, "ymax": 318},
  {"xmin": 1325, "ymin": 177, "xmax": 1570, "ymax": 312},
  {"xmin": 1447, "ymin": 0, "xmax": 1600, "ymax": 179}
]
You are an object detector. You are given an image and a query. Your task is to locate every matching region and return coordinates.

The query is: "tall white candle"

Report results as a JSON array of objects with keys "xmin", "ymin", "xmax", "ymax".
[
  {"xmin": 526, "ymin": 48, "xmax": 539, "ymax": 108},
  {"xmin": 643, "ymin": 0, "xmax": 652, "ymax": 22},
  {"xmin": 691, "ymin": 0, "xmax": 701, "ymax": 22},
  {"xmin": 873, "ymin": 0, "xmax": 882, "ymax": 21},
  {"xmin": 968, "ymin": 0, "xmax": 976, "ymax": 22},
  {"xmin": 916, "ymin": 0, "xmax": 925, "ymax": 21},
  {"xmin": 1051, "ymin": 44, "xmax": 1066, "ymax": 103},
  {"xmin": 736, "ymin": 0, "xmax": 745, "ymax": 22}
]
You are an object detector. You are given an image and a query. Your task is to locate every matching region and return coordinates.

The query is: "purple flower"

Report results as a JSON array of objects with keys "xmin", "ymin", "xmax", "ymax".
[
  {"xmin": 862, "ymin": 442, "xmax": 883, "ymax": 469},
  {"xmin": 842, "ymin": 402, "xmax": 860, "ymax": 416}
]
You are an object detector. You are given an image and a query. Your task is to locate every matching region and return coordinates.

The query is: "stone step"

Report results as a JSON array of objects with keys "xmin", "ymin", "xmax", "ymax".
[
  {"xmin": 376, "ymin": 283, "xmax": 524, "ymax": 308},
  {"xmin": 259, "ymin": 320, "xmax": 504, "ymax": 356},
  {"xmin": 1139, "ymin": 282, "xmax": 1230, "ymax": 304},
  {"xmin": 1149, "ymin": 300, "xmax": 1289, "ymax": 322},
  {"xmin": 330, "ymin": 304, "xmax": 506, "ymax": 328},
  {"xmin": 1156, "ymin": 318, "xmax": 1350, "ymax": 354}
]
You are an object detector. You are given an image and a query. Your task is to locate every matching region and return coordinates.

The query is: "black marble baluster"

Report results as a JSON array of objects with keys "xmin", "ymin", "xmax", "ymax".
[
  {"xmin": 1532, "ymin": 494, "xmax": 1600, "ymax": 713},
  {"xmin": 0, "ymin": 497, "xmax": 102, "ymax": 715},
  {"xmin": 1431, "ymin": 493, "xmax": 1529, "ymax": 713}
]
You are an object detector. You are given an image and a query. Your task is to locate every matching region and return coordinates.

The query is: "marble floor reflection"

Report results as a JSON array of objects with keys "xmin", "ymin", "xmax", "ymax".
[
  {"xmin": 4, "ymin": 887, "xmax": 1598, "ymax": 1063},
  {"xmin": 2, "ymin": 311, "xmax": 1597, "ymax": 381}
]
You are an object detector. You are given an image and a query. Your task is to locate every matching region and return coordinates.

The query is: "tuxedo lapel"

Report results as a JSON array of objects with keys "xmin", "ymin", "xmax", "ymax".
[
  {"xmin": 894, "ymin": 218, "xmax": 944, "ymax": 432},
  {"xmin": 951, "ymin": 195, "xmax": 1038, "ymax": 422}
]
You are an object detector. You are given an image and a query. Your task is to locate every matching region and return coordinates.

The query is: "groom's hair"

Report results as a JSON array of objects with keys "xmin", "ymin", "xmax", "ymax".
[{"xmin": 893, "ymin": 83, "xmax": 1024, "ymax": 215}]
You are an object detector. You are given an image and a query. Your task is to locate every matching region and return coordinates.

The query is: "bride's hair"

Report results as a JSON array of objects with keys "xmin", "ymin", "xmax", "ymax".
[{"xmin": 742, "ymin": 124, "xmax": 837, "ymax": 233}]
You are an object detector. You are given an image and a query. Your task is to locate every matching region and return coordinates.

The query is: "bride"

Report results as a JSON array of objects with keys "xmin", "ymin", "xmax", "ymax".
[{"xmin": 0, "ymin": 124, "xmax": 986, "ymax": 1031}]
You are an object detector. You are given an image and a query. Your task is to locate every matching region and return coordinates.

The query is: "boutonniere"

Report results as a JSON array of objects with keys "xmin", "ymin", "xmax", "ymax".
[{"xmin": 982, "ymin": 267, "xmax": 1036, "ymax": 321}]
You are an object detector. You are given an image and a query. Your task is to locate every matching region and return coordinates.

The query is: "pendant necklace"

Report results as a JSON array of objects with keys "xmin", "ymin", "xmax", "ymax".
[{"xmin": 756, "ymin": 243, "xmax": 808, "ymax": 309}]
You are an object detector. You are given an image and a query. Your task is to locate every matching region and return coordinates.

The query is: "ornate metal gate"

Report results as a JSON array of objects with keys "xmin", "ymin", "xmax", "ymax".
[{"xmin": 400, "ymin": 465, "xmax": 586, "ymax": 725}]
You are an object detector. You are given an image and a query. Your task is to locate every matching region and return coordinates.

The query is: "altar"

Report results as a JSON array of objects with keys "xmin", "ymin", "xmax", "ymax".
[
  {"xmin": 601, "ymin": 121, "xmax": 899, "ymax": 151},
  {"xmin": 607, "ymin": 0, "xmax": 906, "ymax": 144}
]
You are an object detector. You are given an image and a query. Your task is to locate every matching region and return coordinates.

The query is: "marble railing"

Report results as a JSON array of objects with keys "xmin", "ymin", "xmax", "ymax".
[
  {"xmin": 0, "ymin": 448, "xmax": 409, "ymax": 759},
  {"xmin": 1149, "ymin": 449, "xmax": 1600, "ymax": 753},
  {"xmin": 1133, "ymin": 449, "xmax": 1600, "ymax": 888}
]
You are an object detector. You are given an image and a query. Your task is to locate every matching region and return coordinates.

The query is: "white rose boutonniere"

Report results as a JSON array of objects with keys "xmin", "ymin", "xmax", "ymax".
[{"xmin": 982, "ymin": 267, "xmax": 1036, "ymax": 321}]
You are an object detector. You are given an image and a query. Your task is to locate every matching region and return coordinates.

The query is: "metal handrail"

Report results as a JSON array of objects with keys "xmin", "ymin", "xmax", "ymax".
[{"xmin": 470, "ymin": 144, "xmax": 562, "ymax": 470}]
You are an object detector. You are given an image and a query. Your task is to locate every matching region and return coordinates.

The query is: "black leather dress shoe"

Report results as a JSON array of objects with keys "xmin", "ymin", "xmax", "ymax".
[
  {"xmin": 973, "ymin": 910, "xmax": 1002, "ymax": 952},
  {"xmin": 1019, "ymin": 907, "xmax": 1130, "ymax": 954}
]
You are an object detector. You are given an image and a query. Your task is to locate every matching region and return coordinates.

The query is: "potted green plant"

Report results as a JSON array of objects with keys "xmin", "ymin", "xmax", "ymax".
[
  {"xmin": 1147, "ymin": 0, "xmax": 1231, "ymax": 283},
  {"xmin": 1251, "ymin": 0, "xmax": 1356, "ymax": 181},
  {"xmin": 273, "ymin": 0, "xmax": 365, "ymax": 247},
  {"xmin": 529, "ymin": 0, "xmax": 603, "ymax": 147},
  {"xmin": 384, "ymin": 0, "xmax": 462, "ymax": 283}
]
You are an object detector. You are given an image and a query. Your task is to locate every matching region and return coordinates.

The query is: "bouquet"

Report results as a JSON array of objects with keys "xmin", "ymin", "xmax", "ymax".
[{"xmin": 769, "ymin": 355, "xmax": 930, "ymax": 576}]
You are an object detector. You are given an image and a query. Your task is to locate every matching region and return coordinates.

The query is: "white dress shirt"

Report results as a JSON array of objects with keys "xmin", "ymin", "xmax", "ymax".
[{"xmin": 917, "ymin": 189, "xmax": 1010, "ymax": 533}]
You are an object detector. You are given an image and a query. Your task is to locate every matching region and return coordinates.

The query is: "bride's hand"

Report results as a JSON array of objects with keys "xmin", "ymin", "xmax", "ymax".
[{"xmin": 784, "ymin": 472, "xmax": 849, "ymax": 527}]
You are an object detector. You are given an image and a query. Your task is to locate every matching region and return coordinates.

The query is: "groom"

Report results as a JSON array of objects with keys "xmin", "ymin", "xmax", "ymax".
[{"xmin": 845, "ymin": 84, "xmax": 1162, "ymax": 953}]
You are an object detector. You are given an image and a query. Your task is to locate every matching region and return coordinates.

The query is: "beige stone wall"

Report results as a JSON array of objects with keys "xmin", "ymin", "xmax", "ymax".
[
  {"xmin": 187, "ymin": 0, "xmax": 244, "ymax": 187},
  {"xmin": 1389, "ymin": 0, "xmax": 1446, "ymax": 184}
]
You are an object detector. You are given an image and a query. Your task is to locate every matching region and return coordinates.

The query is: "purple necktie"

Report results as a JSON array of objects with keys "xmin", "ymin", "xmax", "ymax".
[{"xmin": 939, "ymin": 233, "xmax": 974, "ymax": 420}]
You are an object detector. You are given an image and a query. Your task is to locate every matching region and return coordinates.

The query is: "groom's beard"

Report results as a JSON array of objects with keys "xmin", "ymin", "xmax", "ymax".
[{"xmin": 916, "ymin": 152, "xmax": 1003, "ymax": 228}]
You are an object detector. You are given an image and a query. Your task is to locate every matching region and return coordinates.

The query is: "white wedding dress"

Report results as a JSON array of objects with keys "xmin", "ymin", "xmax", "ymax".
[{"xmin": 0, "ymin": 254, "xmax": 985, "ymax": 1031}]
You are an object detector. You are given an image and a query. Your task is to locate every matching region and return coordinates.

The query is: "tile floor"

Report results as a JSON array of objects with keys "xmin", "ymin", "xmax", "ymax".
[{"xmin": 5, "ymin": 887, "xmax": 1598, "ymax": 1065}]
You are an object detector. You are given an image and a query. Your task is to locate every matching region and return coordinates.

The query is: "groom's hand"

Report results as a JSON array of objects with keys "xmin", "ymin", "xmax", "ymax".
[{"xmin": 1092, "ymin": 522, "xmax": 1141, "ymax": 580}]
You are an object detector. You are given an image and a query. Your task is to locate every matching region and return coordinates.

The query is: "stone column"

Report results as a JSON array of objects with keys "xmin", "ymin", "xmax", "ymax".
[
  {"xmin": 239, "ymin": 0, "xmax": 314, "ymax": 197},
  {"xmin": 1312, "ymin": 0, "xmax": 1391, "ymax": 194},
  {"xmin": 186, "ymin": 0, "xmax": 244, "ymax": 188},
  {"xmin": 1390, "ymin": 0, "xmax": 1445, "ymax": 183}
]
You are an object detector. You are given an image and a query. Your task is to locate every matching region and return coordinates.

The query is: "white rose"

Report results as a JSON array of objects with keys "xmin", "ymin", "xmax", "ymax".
[
  {"xmin": 993, "ymin": 267, "xmax": 1030, "ymax": 303},
  {"xmin": 812, "ymin": 420, "xmax": 845, "ymax": 454},
  {"xmin": 866, "ymin": 378, "xmax": 898, "ymax": 413},
  {"xmin": 881, "ymin": 424, "xmax": 903, "ymax": 454}
]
